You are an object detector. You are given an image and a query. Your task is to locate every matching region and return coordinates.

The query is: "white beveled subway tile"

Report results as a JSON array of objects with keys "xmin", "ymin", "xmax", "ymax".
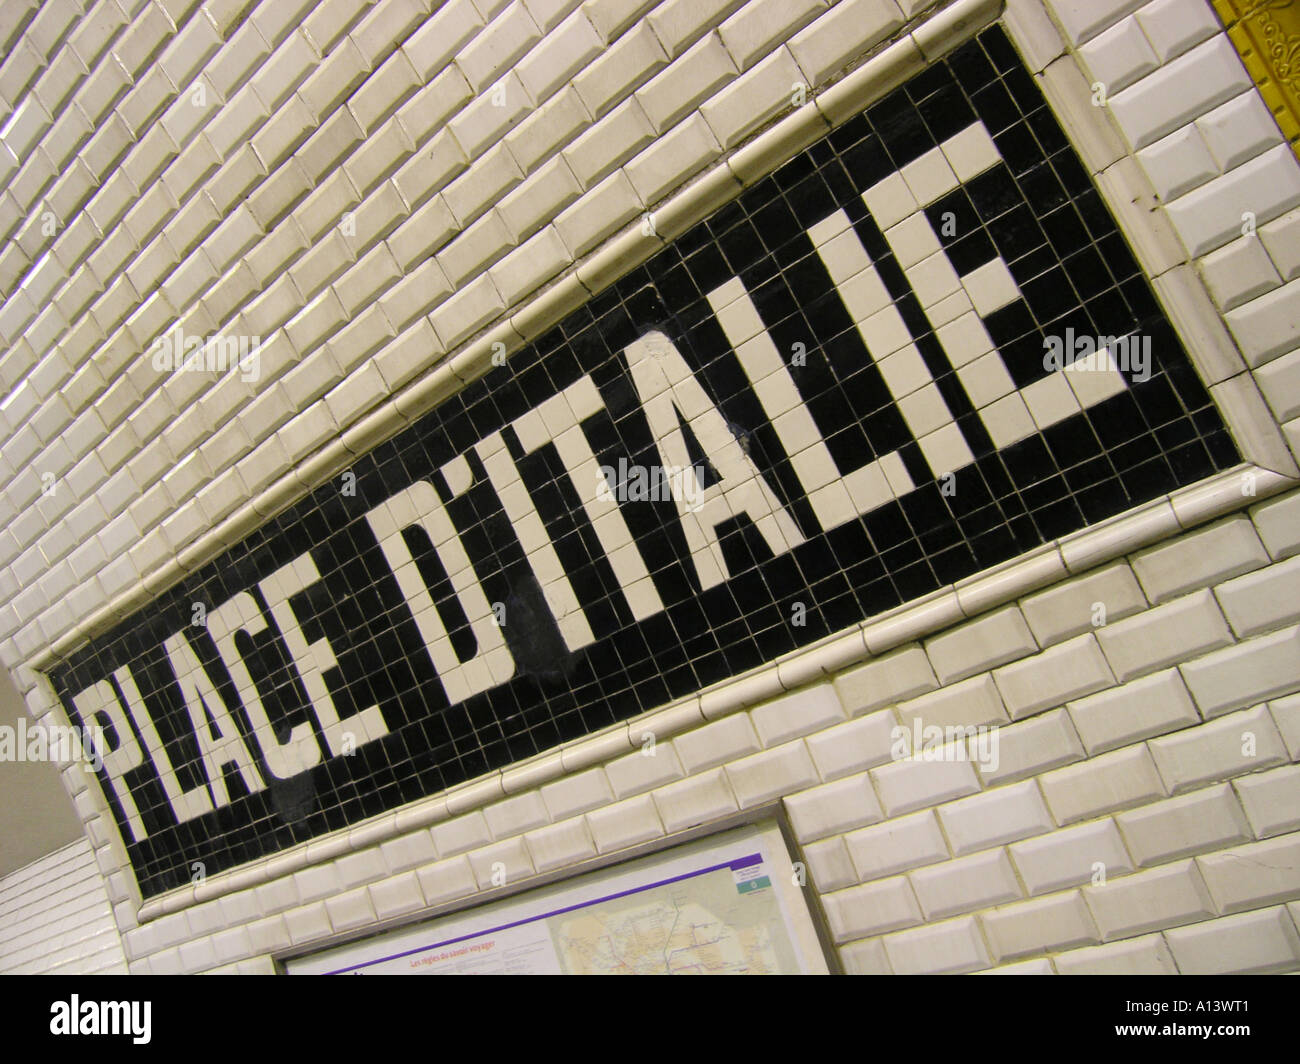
[
  {"xmin": 503, "ymin": 83, "xmax": 588, "ymax": 173},
  {"xmin": 1009, "ymin": 818, "xmax": 1133, "ymax": 896},
  {"xmin": 702, "ymin": 42, "xmax": 800, "ymax": 149},
  {"xmin": 67, "ymin": 0, "xmax": 129, "ymax": 68},
  {"xmin": 370, "ymin": 871, "xmax": 429, "ymax": 921},
  {"xmin": 498, "ymin": 154, "xmax": 583, "ymax": 242},
  {"xmin": 1076, "ymin": 16, "xmax": 1158, "ymax": 98},
  {"xmin": 1190, "ymin": 827, "xmax": 1300, "ymax": 910},
  {"xmin": 869, "ymin": 752, "xmax": 980, "ymax": 818},
  {"xmin": 571, "ymin": 17, "xmax": 663, "ymax": 120},
  {"xmin": 1149, "ymin": 703, "xmax": 1287, "ymax": 796},
  {"xmin": 1067, "ymin": 668, "xmax": 1200, "ymax": 756},
  {"xmin": 725, "ymin": 738, "xmax": 818, "ymax": 808},
  {"xmin": 1039, "ymin": 744, "xmax": 1167, "ymax": 825},
  {"xmin": 202, "ymin": 17, "xmax": 272, "ymax": 101},
  {"xmin": 1179, "ymin": 624, "xmax": 1300, "ymax": 718},
  {"xmin": 1107, "ymin": 34, "xmax": 1252, "ymax": 153},
  {"xmin": 784, "ymin": 772, "xmax": 881, "ymax": 842},
  {"xmin": 804, "ymin": 709, "xmax": 897, "ymax": 781},
  {"xmin": 909, "ymin": 848, "xmax": 1022, "ymax": 921},
  {"xmin": 1082, "ymin": 858, "xmax": 1217, "ymax": 941},
  {"xmin": 1053, "ymin": 931, "xmax": 1178, "ymax": 975},
  {"xmin": 295, "ymin": 106, "xmax": 366, "ymax": 186},
  {"xmin": 398, "ymin": 66, "xmax": 475, "ymax": 150},
  {"xmin": 1214, "ymin": 554, "xmax": 1300, "ymax": 638},
  {"xmin": 1166, "ymin": 905, "xmax": 1300, "ymax": 974},
  {"xmin": 716, "ymin": 0, "xmax": 824, "ymax": 73},
  {"xmin": 803, "ymin": 835, "xmax": 857, "ymax": 892},
  {"xmin": 436, "ymin": 207, "xmax": 515, "ymax": 287},
  {"xmin": 981, "ymin": 890, "xmax": 1099, "ymax": 964},
  {"xmin": 254, "ymin": 0, "xmax": 319, "ymax": 51},
  {"xmin": 375, "ymin": 315, "xmax": 443, "ymax": 393},
  {"xmin": 1233, "ymin": 764, "xmax": 1300, "ymax": 838},
  {"xmin": 673, "ymin": 711, "xmax": 761, "ymax": 775},
  {"xmin": 336, "ymin": 242, "xmax": 403, "ymax": 320},
  {"xmin": 177, "ymin": 936, "xmax": 219, "ymax": 975},
  {"xmin": 787, "ymin": 0, "xmax": 902, "ymax": 88},
  {"xmin": 831, "ymin": 644, "xmax": 938, "ymax": 716},
  {"xmin": 341, "ymin": 116, "xmax": 416, "ymax": 201},
  {"xmin": 554, "ymin": 168, "xmax": 643, "ymax": 258},
  {"xmin": 823, "ymin": 875, "xmax": 922, "ymax": 942},
  {"xmin": 416, "ymin": 854, "xmax": 478, "ymax": 907},
  {"xmin": 349, "ymin": 0, "xmax": 427, "ymax": 67},
  {"xmin": 1019, "ymin": 559, "xmax": 1144, "ymax": 642},
  {"xmin": 1197, "ymin": 89, "xmax": 1284, "ymax": 173},
  {"xmin": 430, "ymin": 810, "xmax": 491, "ymax": 857},
  {"xmin": 429, "ymin": 272, "xmax": 506, "ymax": 349},
  {"xmin": 325, "ymin": 885, "xmax": 378, "ymax": 933},
  {"xmin": 1095, "ymin": 589, "xmax": 1234, "ymax": 684},
  {"xmin": 383, "ymin": 266, "xmax": 454, "ymax": 344},
  {"xmin": 1131, "ymin": 514, "xmax": 1269, "ymax": 604},
  {"xmin": 456, "ymin": 0, "xmax": 541, "ymax": 92},
  {"xmin": 283, "ymin": 901, "xmax": 334, "ymax": 946},
  {"xmin": 469, "ymin": 836, "xmax": 534, "ymax": 890},
  {"xmin": 1116, "ymin": 782, "xmax": 1251, "ymax": 868},
  {"xmin": 639, "ymin": 0, "xmax": 731, "ymax": 58},
  {"xmin": 992, "ymin": 633, "xmax": 1115, "ymax": 720},
  {"xmin": 652, "ymin": 768, "xmax": 739, "ymax": 833},
  {"xmin": 882, "ymin": 914, "xmax": 990, "ymax": 975},
  {"xmin": 895, "ymin": 673, "xmax": 1007, "ymax": 732},
  {"xmin": 586, "ymin": 793, "xmax": 665, "ymax": 853},
  {"xmin": 1169, "ymin": 146, "xmax": 1300, "ymax": 261},
  {"xmin": 540, "ymin": 766, "xmax": 613, "ymax": 821},
  {"xmin": 1163, "ymin": 143, "xmax": 1242, "ymax": 215},
  {"xmin": 85, "ymin": 167, "xmax": 137, "ymax": 238},
  {"xmin": 636, "ymin": 31, "xmax": 737, "ymax": 133},
  {"xmin": 923, "ymin": 605, "xmax": 1038, "ymax": 685},
  {"xmin": 748, "ymin": 683, "xmax": 845, "ymax": 746},
  {"xmin": 398, "ymin": 0, "xmax": 480, "ymax": 80},
  {"xmin": 488, "ymin": 225, "xmax": 571, "ymax": 307},
  {"xmin": 484, "ymin": 791, "xmax": 550, "ymax": 840},
  {"xmin": 235, "ymin": 955, "xmax": 279, "ymax": 976},
  {"xmin": 379, "ymin": 827, "xmax": 439, "ymax": 874},
  {"xmin": 350, "ymin": 47, "xmax": 423, "ymax": 136},
  {"xmin": 209, "ymin": 925, "xmax": 254, "ymax": 968},
  {"xmin": 624, "ymin": 112, "xmax": 721, "ymax": 206},
  {"xmin": 524, "ymin": 817, "xmax": 598, "ymax": 874},
  {"xmin": 937, "ymin": 780, "xmax": 1054, "ymax": 857},
  {"xmin": 604, "ymin": 741, "xmax": 685, "ymax": 799},
  {"xmin": 250, "ymin": 29, "xmax": 319, "ymax": 114}
]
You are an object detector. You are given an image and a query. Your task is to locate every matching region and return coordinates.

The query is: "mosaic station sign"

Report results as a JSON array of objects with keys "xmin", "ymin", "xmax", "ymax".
[{"xmin": 51, "ymin": 29, "xmax": 1237, "ymax": 897}]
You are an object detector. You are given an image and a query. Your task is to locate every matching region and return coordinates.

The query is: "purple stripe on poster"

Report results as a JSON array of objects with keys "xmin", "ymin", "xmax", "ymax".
[{"xmin": 325, "ymin": 850, "xmax": 766, "ymax": 974}]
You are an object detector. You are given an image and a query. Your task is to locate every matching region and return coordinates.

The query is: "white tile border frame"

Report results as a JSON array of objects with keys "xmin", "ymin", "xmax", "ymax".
[{"xmin": 39, "ymin": 0, "xmax": 1297, "ymax": 922}]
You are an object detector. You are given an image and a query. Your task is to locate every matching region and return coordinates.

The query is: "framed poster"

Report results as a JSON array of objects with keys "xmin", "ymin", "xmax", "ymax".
[{"xmin": 281, "ymin": 811, "xmax": 835, "ymax": 974}]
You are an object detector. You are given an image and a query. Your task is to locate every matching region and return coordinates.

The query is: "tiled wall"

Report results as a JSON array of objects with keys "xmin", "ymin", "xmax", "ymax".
[
  {"xmin": 0, "ymin": 838, "xmax": 128, "ymax": 973},
  {"xmin": 1, "ymin": 0, "xmax": 1298, "ymax": 973}
]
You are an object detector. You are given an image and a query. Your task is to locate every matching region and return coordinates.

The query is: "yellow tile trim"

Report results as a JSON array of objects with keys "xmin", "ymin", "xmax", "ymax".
[{"xmin": 1214, "ymin": 0, "xmax": 1300, "ymax": 153}]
